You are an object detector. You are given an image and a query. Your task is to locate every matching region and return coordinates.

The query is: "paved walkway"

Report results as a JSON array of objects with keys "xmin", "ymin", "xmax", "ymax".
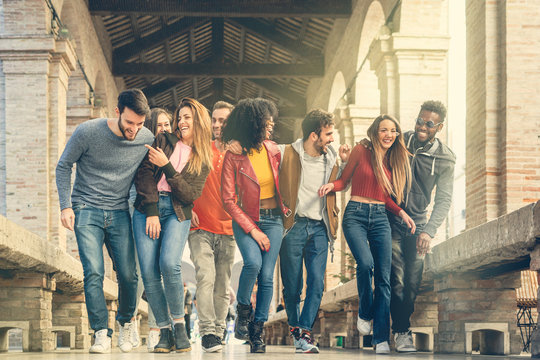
[{"xmin": 0, "ymin": 343, "xmax": 531, "ymax": 360}]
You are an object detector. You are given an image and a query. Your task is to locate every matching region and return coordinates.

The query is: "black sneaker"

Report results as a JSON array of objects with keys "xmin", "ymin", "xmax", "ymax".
[
  {"xmin": 202, "ymin": 334, "xmax": 223, "ymax": 353},
  {"xmin": 154, "ymin": 328, "xmax": 174, "ymax": 353}
]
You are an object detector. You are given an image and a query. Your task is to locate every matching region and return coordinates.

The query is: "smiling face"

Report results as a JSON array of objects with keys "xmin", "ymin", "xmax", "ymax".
[
  {"xmin": 415, "ymin": 109, "xmax": 443, "ymax": 144},
  {"xmin": 178, "ymin": 106, "xmax": 194, "ymax": 144},
  {"xmin": 313, "ymin": 125, "xmax": 335, "ymax": 155},
  {"xmin": 116, "ymin": 107, "xmax": 146, "ymax": 141},
  {"xmin": 377, "ymin": 119, "xmax": 399, "ymax": 151},
  {"xmin": 265, "ymin": 117, "xmax": 275, "ymax": 140},
  {"xmin": 212, "ymin": 107, "xmax": 231, "ymax": 140},
  {"xmin": 156, "ymin": 113, "xmax": 172, "ymax": 134}
]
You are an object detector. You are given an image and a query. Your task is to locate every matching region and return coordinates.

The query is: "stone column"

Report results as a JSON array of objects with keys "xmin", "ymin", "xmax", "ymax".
[
  {"xmin": 0, "ymin": 36, "xmax": 76, "ymax": 243},
  {"xmin": 52, "ymin": 293, "xmax": 90, "ymax": 349},
  {"xmin": 0, "ymin": 272, "xmax": 55, "ymax": 351},
  {"xmin": 344, "ymin": 302, "xmax": 360, "ymax": 349},
  {"xmin": 435, "ymin": 273, "xmax": 521, "ymax": 354},
  {"xmin": 369, "ymin": 30, "xmax": 449, "ymax": 130}
]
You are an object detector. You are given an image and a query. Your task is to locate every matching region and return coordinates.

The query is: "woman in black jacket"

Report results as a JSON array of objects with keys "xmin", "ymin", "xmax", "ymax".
[{"xmin": 133, "ymin": 98, "xmax": 212, "ymax": 353}]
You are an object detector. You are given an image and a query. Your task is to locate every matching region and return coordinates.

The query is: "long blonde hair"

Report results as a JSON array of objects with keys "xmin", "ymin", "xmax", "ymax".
[
  {"xmin": 367, "ymin": 115, "xmax": 411, "ymax": 204},
  {"xmin": 172, "ymin": 98, "xmax": 213, "ymax": 175}
]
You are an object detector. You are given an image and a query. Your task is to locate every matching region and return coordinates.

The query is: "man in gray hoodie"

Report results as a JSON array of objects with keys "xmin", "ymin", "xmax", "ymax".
[
  {"xmin": 278, "ymin": 109, "xmax": 349, "ymax": 353},
  {"xmin": 390, "ymin": 100, "xmax": 456, "ymax": 352}
]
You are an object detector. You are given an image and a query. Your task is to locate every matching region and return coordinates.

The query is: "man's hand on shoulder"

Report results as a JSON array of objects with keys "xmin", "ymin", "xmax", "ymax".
[
  {"xmin": 227, "ymin": 140, "xmax": 243, "ymax": 155},
  {"xmin": 61, "ymin": 208, "xmax": 75, "ymax": 231},
  {"xmin": 338, "ymin": 144, "xmax": 351, "ymax": 163},
  {"xmin": 359, "ymin": 138, "xmax": 372, "ymax": 149}
]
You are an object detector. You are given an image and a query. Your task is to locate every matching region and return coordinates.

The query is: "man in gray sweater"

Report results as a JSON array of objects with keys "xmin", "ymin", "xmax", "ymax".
[{"xmin": 56, "ymin": 89, "xmax": 153, "ymax": 353}]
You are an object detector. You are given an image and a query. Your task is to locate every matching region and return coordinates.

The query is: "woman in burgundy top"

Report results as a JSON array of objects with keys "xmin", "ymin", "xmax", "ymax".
[{"xmin": 319, "ymin": 115, "xmax": 415, "ymax": 353}]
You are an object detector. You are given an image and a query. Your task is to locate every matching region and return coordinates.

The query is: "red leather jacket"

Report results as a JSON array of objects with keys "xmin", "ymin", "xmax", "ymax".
[{"xmin": 221, "ymin": 140, "xmax": 291, "ymax": 234}]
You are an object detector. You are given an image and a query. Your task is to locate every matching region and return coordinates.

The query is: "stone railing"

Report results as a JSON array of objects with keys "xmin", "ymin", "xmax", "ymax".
[
  {"xmin": 264, "ymin": 201, "xmax": 540, "ymax": 355},
  {"xmin": 0, "ymin": 216, "xmax": 148, "ymax": 351}
]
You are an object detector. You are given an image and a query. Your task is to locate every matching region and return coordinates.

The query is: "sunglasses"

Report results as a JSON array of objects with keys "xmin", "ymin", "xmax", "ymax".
[{"xmin": 416, "ymin": 117, "xmax": 441, "ymax": 129}]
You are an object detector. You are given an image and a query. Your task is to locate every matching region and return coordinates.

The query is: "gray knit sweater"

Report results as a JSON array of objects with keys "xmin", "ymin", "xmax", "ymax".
[{"xmin": 56, "ymin": 118, "xmax": 153, "ymax": 210}]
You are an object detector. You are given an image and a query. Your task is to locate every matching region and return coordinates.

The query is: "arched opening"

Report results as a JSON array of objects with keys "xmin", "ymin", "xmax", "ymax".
[
  {"xmin": 0, "ymin": 326, "xmax": 26, "ymax": 352},
  {"xmin": 471, "ymin": 329, "xmax": 505, "ymax": 355},
  {"xmin": 354, "ymin": 1, "xmax": 385, "ymax": 116},
  {"xmin": 328, "ymin": 72, "xmax": 347, "ymax": 114}
]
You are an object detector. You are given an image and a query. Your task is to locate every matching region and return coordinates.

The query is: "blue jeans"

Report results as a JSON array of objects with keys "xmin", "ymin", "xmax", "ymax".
[
  {"xmin": 342, "ymin": 201, "xmax": 392, "ymax": 345},
  {"xmin": 133, "ymin": 194, "xmax": 190, "ymax": 327},
  {"xmin": 73, "ymin": 204, "xmax": 138, "ymax": 332},
  {"xmin": 233, "ymin": 214, "xmax": 283, "ymax": 323},
  {"xmin": 280, "ymin": 217, "xmax": 328, "ymax": 331}
]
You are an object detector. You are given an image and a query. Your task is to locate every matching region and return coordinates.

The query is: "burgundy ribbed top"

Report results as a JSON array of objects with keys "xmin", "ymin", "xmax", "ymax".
[{"xmin": 332, "ymin": 144, "xmax": 402, "ymax": 216}]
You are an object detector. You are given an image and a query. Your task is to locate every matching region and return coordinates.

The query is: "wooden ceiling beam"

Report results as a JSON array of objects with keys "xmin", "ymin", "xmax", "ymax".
[
  {"xmin": 247, "ymin": 79, "xmax": 305, "ymax": 107},
  {"xmin": 230, "ymin": 18, "xmax": 322, "ymax": 62},
  {"xmin": 113, "ymin": 17, "xmax": 207, "ymax": 62},
  {"xmin": 113, "ymin": 62, "xmax": 324, "ymax": 78},
  {"xmin": 89, "ymin": 0, "xmax": 352, "ymax": 18}
]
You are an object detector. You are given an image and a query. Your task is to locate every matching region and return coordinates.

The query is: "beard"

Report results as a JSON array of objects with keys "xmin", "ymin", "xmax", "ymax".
[
  {"xmin": 314, "ymin": 141, "xmax": 328, "ymax": 155},
  {"xmin": 118, "ymin": 118, "xmax": 138, "ymax": 141}
]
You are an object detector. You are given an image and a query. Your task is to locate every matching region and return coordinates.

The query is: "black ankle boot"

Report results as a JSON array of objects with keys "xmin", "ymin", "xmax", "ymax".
[
  {"xmin": 249, "ymin": 321, "xmax": 266, "ymax": 353},
  {"xmin": 154, "ymin": 328, "xmax": 174, "ymax": 353},
  {"xmin": 173, "ymin": 323, "xmax": 192, "ymax": 352},
  {"xmin": 235, "ymin": 303, "xmax": 252, "ymax": 340}
]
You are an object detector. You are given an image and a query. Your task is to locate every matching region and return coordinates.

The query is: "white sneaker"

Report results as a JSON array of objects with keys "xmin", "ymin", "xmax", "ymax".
[
  {"xmin": 147, "ymin": 329, "xmax": 160, "ymax": 352},
  {"xmin": 131, "ymin": 320, "xmax": 140, "ymax": 348},
  {"xmin": 357, "ymin": 317, "xmax": 371, "ymax": 335},
  {"xmin": 375, "ymin": 341, "xmax": 390, "ymax": 354},
  {"xmin": 89, "ymin": 329, "xmax": 111, "ymax": 353},
  {"xmin": 394, "ymin": 331, "xmax": 416, "ymax": 352},
  {"xmin": 118, "ymin": 321, "xmax": 133, "ymax": 352}
]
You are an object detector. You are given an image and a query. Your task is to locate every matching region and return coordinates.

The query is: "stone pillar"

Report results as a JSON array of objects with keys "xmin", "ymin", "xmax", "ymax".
[
  {"xmin": 369, "ymin": 29, "xmax": 449, "ymax": 130},
  {"xmin": 0, "ymin": 272, "xmax": 55, "ymax": 351},
  {"xmin": 0, "ymin": 35, "xmax": 76, "ymax": 242},
  {"xmin": 344, "ymin": 302, "xmax": 360, "ymax": 349},
  {"xmin": 317, "ymin": 311, "xmax": 347, "ymax": 348},
  {"xmin": 48, "ymin": 39, "xmax": 77, "ymax": 250},
  {"xmin": 435, "ymin": 273, "xmax": 521, "ymax": 354},
  {"xmin": 52, "ymin": 293, "xmax": 90, "ymax": 349}
]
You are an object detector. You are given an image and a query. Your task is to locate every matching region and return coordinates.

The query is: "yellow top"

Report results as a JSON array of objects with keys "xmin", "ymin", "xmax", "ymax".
[{"xmin": 247, "ymin": 146, "xmax": 276, "ymax": 199}]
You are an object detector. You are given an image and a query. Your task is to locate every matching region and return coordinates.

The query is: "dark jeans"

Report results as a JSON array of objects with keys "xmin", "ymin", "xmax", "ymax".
[
  {"xmin": 73, "ymin": 204, "xmax": 138, "ymax": 332},
  {"xmin": 342, "ymin": 201, "xmax": 391, "ymax": 345},
  {"xmin": 390, "ymin": 219, "xmax": 425, "ymax": 333},
  {"xmin": 280, "ymin": 217, "xmax": 328, "ymax": 331},
  {"xmin": 233, "ymin": 214, "xmax": 283, "ymax": 323}
]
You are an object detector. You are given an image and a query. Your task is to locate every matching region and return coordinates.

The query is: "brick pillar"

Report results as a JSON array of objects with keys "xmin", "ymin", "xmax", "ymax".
[
  {"xmin": 317, "ymin": 311, "xmax": 347, "ymax": 348},
  {"xmin": 48, "ymin": 39, "xmax": 77, "ymax": 251},
  {"xmin": 435, "ymin": 273, "xmax": 521, "ymax": 354},
  {"xmin": 410, "ymin": 290, "xmax": 439, "ymax": 329},
  {"xmin": 344, "ymin": 302, "xmax": 360, "ymax": 349},
  {"xmin": 369, "ymin": 29, "xmax": 449, "ymax": 130},
  {"xmin": 52, "ymin": 293, "xmax": 90, "ymax": 349},
  {"xmin": 0, "ymin": 35, "xmax": 76, "ymax": 242},
  {"xmin": 0, "ymin": 273, "xmax": 55, "ymax": 351}
]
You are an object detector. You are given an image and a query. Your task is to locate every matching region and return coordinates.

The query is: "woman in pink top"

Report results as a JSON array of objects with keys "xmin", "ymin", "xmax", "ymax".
[
  {"xmin": 319, "ymin": 115, "xmax": 415, "ymax": 353},
  {"xmin": 133, "ymin": 98, "xmax": 212, "ymax": 353}
]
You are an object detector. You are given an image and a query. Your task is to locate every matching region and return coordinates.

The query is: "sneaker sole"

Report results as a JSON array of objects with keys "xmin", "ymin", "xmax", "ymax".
[
  {"xmin": 397, "ymin": 348, "xmax": 417, "ymax": 353},
  {"xmin": 202, "ymin": 345, "xmax": 223, "ymax": 353},
  {"xmin": 89, "ymin": 349, "xmax": 111, "ymax": 354},
  {"xmin": 302, "ymin": 348, "xmax": 320, "ymax": 353}
]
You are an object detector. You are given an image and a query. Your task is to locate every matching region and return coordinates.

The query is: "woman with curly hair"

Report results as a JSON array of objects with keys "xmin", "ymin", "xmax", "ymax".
[
  {"xmin": 221, "ymin": 98, "xmax": 290, "ymax": 353},
  {"xmin": 133, "ymin": 98, "xmax": 212, "ymax": 353},
  {"xmin": 319, "ymin": 115, "xmax": 415, "ymax": 354}
]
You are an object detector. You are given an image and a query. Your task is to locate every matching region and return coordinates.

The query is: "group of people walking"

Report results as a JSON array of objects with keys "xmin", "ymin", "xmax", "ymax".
[{"xmin": 56, "ymin": 88, "xmax": 455, "ymax": 354}]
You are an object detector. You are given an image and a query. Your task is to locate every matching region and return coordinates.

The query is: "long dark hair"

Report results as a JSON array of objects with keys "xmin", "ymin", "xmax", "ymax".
[
  {"xmin": 221, "ymin": 98, "xmax": 278, "ymax": 153},
  {"xmin": 366, "ymin": 114, "xmax": 411, "ymax": 204},
  {"xmin": 144, "ymin": 108, "xmax": 171, "ymax": 136}
]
